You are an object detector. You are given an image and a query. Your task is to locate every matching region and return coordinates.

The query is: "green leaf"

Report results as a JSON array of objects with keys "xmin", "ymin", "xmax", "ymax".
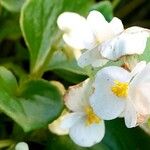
[
  {"xmin": 0, "ymin": 0, "xmax": 25, "ymax": 12},
  {"xmin": 20, "ymin": 0, "xmax": 94, "ymax": 76},
  {"xmin": 53, "ymin": 70, "xmax": 87, "ymax": 84},
  {"xmin": 48, "ymin": 50, "xmax": 86, "ymax": 75},
  {"xmin": 139, "ymin": 37, "xmax": 150, "ymax": 62},
  {"xmin": 0, "ymin": 9, "xmax": 21, "ymax": 41},
  {"xmin": 47, "ymin": 50, "xmax": 87, "ymax": 83},
  {"xmin": 90, "ymin": 1, "xmax": 113, "ymax": 21},
  {"xmin": 0, "ymin": 67, "xmax": 63, "ymax": 132},
  {"xmin": 47, "ymin": 119, "xmax": 150, "ymax": 150},
  {"xmin": 102, "ymin": 119, "xmax": 150, "ymax": 150}
]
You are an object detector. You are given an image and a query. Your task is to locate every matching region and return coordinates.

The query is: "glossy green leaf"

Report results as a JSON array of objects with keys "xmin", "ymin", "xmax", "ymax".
[
  {"xmin": 47, "ymin": 119, "xmax": 150, "ymax": 150},
  {"xmin": 0, "ymin": 67, "xmax": 63, "ymax": 132},
  {"xmin": 90, "ymin": 0, "xmax": 113, "ymax": 21},
  {"xmin": 0, "ymin": 0, "xmax": 25, "ymax": 12},
  {"xmin": 20, "ymin": 0, "xmax": 94, "ymax": 76}
]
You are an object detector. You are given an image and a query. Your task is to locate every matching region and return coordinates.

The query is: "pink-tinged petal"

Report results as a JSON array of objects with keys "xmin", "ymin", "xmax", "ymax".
[
  {"xmin": 129, "ymin": 63, "xmax": 150, "ymax": 120},
  {"xmin": 69, "ymin": 118, "xmax": 105, "ymax": 147},
  {"xmin": 64, "ymin": 79, "xmax": 93, "ymax": 112},
  {"xmin": 90, "ymin": 66, "xmax": 130, "ymax": 120}
]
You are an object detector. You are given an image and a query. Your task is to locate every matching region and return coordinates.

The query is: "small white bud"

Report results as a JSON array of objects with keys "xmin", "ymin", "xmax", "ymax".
[{"xmin": 15, "ymin": 142, "xmax": 29, "ymax": 150}]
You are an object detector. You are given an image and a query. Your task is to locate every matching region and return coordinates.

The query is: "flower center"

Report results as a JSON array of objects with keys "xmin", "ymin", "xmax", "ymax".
[
  {"xmin": 85, "ymin": 106, "xmax": 100, "ymax": 125},
  {"xmin": 111, "ymin": 80, "xmax": 129, "ymax": 97}
]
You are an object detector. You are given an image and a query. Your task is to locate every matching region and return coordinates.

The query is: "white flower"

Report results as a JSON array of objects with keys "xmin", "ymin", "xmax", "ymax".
[
  {"xmin": 101, "ymin": 26, "xmax": 150, "ymax": 60},
  {"xmin": 15, "ymin": 142, "xmax": 29, "ymax": 150},
  {"xmin": 57, "ymin": 10, "xmax": 124, "ymax": 67},
  {"xmin": 61, "ymin": 79, "xmax": 105, "ymax": 147},
  {"xmin": 90, "ymin": 61, "xmax": 150, "ymax": 128}
]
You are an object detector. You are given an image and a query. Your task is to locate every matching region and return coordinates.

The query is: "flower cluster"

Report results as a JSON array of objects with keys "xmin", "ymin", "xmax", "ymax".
[{"xmin": 54, "ymin": 10, "xmax": 150, "ymax": 147}]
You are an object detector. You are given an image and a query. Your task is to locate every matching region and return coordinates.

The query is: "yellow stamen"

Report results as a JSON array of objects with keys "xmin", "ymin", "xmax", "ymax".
[
  {"xmin": 111, "ymin": 80, "xmax": 129, "ymax": 97},
  {"xmin": 85, "ymin": 106, "xmax": 100, "ymax": 125}
]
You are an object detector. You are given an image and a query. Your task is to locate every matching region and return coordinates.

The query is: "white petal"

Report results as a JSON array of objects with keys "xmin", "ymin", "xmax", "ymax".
[
  {"xmin": 64, "ymin": 79, "xmax": 93, "ymax": 112},
  {"xmin": 63, "ymin": 33, "xmax": 85, "ymax": 49},
  {"xmin": 77, "ymin": 46, "xmax": 108, "ymax": 68},
  {"xmin": 61, "ymin": 112, "xmax": 84, "ymax": 129},
  {"xmin": 124, "ymin": 26, "xmax": 150, "ymax": 34},
  {"xmin": 57, "ymin": 12, "xmax": 95, "ymax": 49},
  {"xmin": 130, "ymin": 61, "xmax": 146, "ymax": 77},
  {"xmin": 119, "ymin": 111, "xmax": 125, "ymax": 118},
  {"xmin": 101, "ymin": 26, "xmax": 149, "ymax": 60},
  {"xmin": 69, "ymin": 118, "xmax": 105, "ymax": 147},
  {"xmin": 87, "ymin": 10, "xmax": 113, "ymax": 43},
  {"xmin": 57, "ymin": 12, "xmax": 86, "ymax": 32},
  {"xmin": 129, "ymin": 63, "xmax": 150, "ymax": 115},
  {"xmin": 63, "ymin": 30, "xmax": 95, "ymax": 50},
  {"xmin": 90, "ymin": 66, "xmax": 130, "ymax": 120},
  {"xmin": 100, "ymin": 37, "xmax": 118, "ymax": 60},
  {"xmin": 48, "ymin": 110, "xmax": 69, "ymax": 135},
  {"xmin": 109, "ymin": 17, "xmax": 124, "ymax": 35},
  {"xmin": 15, "ymin": 142, "xmax": 29, "ymax": 150},
  {"xmin": 124, "ymin": 101, "xmax": 137, "ymax": 128},
  {"xmin": 131, "ymin": 84, "xmax": 150, "ymax": 114}
]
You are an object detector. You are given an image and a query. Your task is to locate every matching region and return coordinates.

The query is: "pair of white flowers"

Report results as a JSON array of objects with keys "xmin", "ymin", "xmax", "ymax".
[
  {"xmin": 57, "ymin": 10, "xmax": 150, "ymax": 67},
  {"xmin": 54, "ymin": 10, "xmax": 150, "ymax": 147}
]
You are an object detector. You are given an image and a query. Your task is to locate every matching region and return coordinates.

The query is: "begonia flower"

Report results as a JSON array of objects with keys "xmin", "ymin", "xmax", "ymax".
[
  {"xmin": 57, "ymin": 10, "xmax": 124, "ymax": 67},
  {"xmin": 90, "ymin": 61, "xmax": 150, "ymax": 128},
  {"xmin": 61, "ymin": 79, "xmax": 105, "ymax": 147}
]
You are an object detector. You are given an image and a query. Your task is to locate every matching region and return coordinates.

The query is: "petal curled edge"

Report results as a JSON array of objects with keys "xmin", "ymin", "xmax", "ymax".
[
  {"xmin": 90, "ymin": 66, "xmax": 131, "ymax": 120},
  {"xmin": 64, "ymin": 79, "xmax": 93, "ymax": 112},
  {"xmin": 69, "ymin": 118, "xmax": 105, "ymax": 147},
  {"xmin": 48, "ymin": 110, "xmax": 69, "ymax": 135},
  {"xmin": 101, "ymin": 26, "xmax": 150, "ymax": 60}
]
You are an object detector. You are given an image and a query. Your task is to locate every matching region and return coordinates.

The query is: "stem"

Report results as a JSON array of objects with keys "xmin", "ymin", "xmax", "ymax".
[
  {"xmin": 112, "ymin": 0, "xmax": 120, "ymax": 9},
  {"xmin": 0, "ymin": 140, "xmax": 14, "ymax": 148},
  {"xmin": 30, "ymin": 48, "xmax": 55, "ymax": 79}
]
